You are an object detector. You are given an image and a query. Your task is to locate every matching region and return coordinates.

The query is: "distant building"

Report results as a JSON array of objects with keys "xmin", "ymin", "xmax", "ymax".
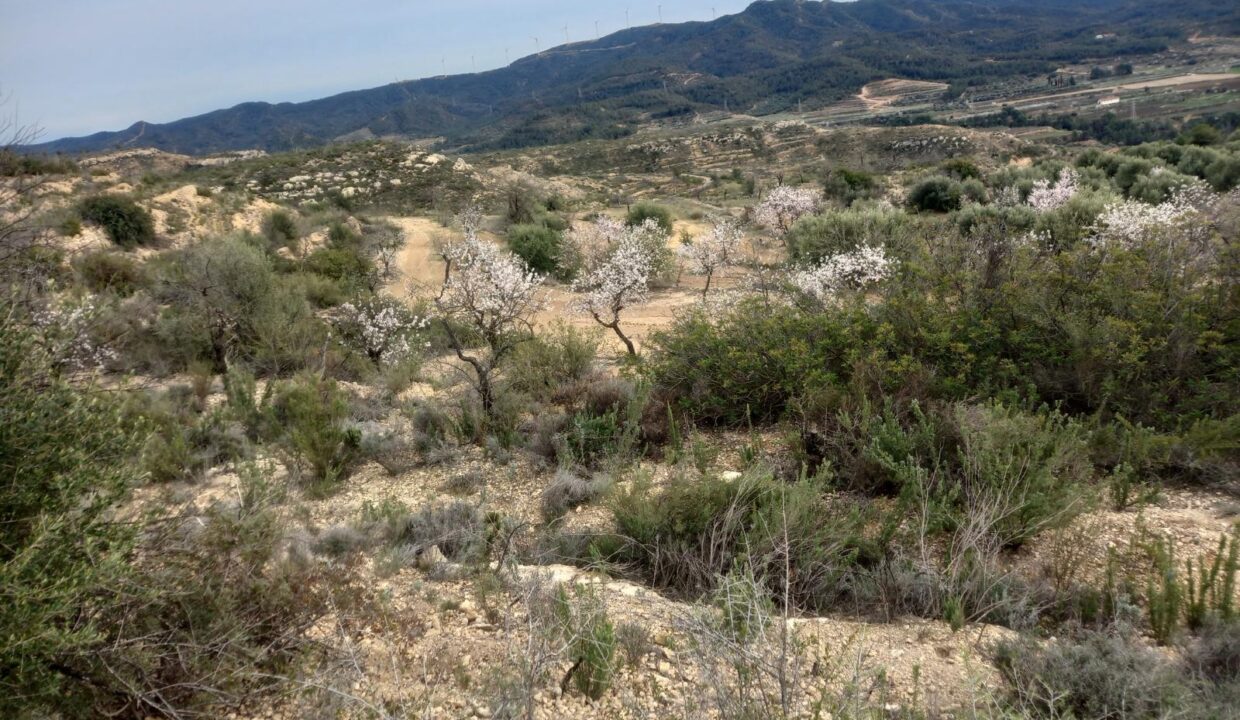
[
  {"xmin": 1095, "ymin": 32, "xmax": 1117, "ymax": 40},
  {"xmin": 1098, "ymin": 96, "xmax": 1121, "ymax": 107}
]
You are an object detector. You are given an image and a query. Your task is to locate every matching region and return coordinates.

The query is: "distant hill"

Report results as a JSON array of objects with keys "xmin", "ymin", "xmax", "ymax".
[{"xmin": 29, "ymin": 0, "xmax": 1240, "ymax": 156}]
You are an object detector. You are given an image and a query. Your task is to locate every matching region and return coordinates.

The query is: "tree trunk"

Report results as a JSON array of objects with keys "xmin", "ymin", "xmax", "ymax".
[{"xmin": 611, "ymin": 323, "xmax": 637, "ymax": 357}]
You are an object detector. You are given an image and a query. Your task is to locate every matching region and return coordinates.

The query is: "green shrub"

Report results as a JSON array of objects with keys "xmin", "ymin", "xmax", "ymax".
[
  {"xmin": 553, "ymin": 586, "xmax": 618, "ymax": 701},
  {"xmin": 507, "ymin": 223, "xmax": 564, "ymax": 276},
  {"xmin": 304, "ymin": 245, "xmax": 375, "ymax": 289},
  {"xmin": 73, "ymin": 251, "xmax": 147, "ymax": 295},
  {"xmin": 77, "ymin": 195, "xmax": 156, "ymax": 248},
  {"xmin": 505, "ymin": 322, "xmax": 599, "ymax": 401},
  {"xmin": 995, "ymin": 630, "xmax": 1196, "ymax": 720},
  {"xmin": 907, "ymin": 176, "xmax": 962, "ymax": 212},
  {"xmin": 785, "ymin": 206, "xmax": 913, "ymax": 262},
  {"xmin": 646, "ymin": 300, "xmax": 877, "ymax": 425},
  {"xmin": 272, "ymin": 374, "xmax": 360, "ymax": 492},
  {"xmin": 0, "ymin": 317, "xmax": 143, "ymax": 714},
  {"xmin": 142, "ymin": 407, "xmax": 248, "ymax": 484},
  {"xmin": 603, "ymin": 469, "xmax": 874, "ymax": 611},
  {"xmin": 821, "ymin": 167, "xmax": 878, "ymax": 206},
  {"xmin": 262, "ymin": 210, "xmax": 300, "ymax": 249},
  {"xmin": 1145, "ymin": 528, "xmax": 1239, "ymax": 644},
  {"xmin": 154, "ymin": 236, "xmax": 277, "ymax": 373},
  {"xmin": 940, "ymin": 157, "xmax": 982, "ymax": 181},
  {"xmin": 625, "ymin": 201, "xmax": 674, "ymax": 233}
]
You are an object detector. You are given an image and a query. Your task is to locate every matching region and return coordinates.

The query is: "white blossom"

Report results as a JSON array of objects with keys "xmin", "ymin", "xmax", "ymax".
[
  {"xmin": 31, "ymin": 294, "xmax": 117, "ymax": 373},
  {"xmin": 754, "ymin": 185, "xmax": 822, "ymax": 235},
  {"xmin": 336, "ymin": 296, "xmax": 429, "ymax": 365},
  {"xmin": 1089, "ymin": 183, "xmax": 1213, "ymax": 250},
  {"xmin": 567, "ymin": 217, "xmax": 666, "ymax": 355},
  {"xmin": 1026, "ymin": 168, "xmax": 1079, "ymax": 212},
  {"xmin": 438, "ymin": 231, "xmax": 545, "ymax": 333},
  {"xmin": 432, "ymin": 214, "xmax": 546, "ymax": 415},
  {"xmin": 789, "ymin": 245, "xmax": 893, "ymax": 305},
  {"xmin": 679, "ymin": 218, "xmax": 744, "ymax": 296}
]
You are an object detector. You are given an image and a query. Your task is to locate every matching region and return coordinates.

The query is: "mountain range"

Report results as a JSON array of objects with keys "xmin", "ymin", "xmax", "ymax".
[{"xmin": 30, "ymin": 0, "xmax": 1240, "ymax": 156}]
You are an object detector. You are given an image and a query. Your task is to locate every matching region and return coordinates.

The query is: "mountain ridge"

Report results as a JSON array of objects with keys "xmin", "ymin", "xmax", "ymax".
[{"xmin": 29, "ymin": 0, "xmax": 1240, "ymax": 156}]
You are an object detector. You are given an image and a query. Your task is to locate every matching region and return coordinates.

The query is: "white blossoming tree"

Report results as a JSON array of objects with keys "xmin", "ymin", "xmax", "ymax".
[
  {"xmin": 679, "ymin": 218, "xmax": 744, "ymax": 298},
  {"xmin": 433, "ymin": 215, "xmax": 544, "ymax": 417},
  {"xmin": 567, "ymin": 217, "xmax": 664, "ymax": 356},
  {"xmin": 31, "ymin": 293, "xmax": 118, "ymax": 376},
  {"xmin": 1026, "ymin": 168, "xmax": 1080, "ymax": 212},
  {"xmin": 788, "ymin": 245, "xmax": 893, "ymax": 306},
  {"xmin": 335, "ymin": 295, "xmax": 428, "ymax": 367},
  {"xmin": 754, "ymin": 185, "xmax": 822, "ymax": 242},
  {"xmin": 1089, "ymin": 183, "xmax": 1213, "ymax": 251}
]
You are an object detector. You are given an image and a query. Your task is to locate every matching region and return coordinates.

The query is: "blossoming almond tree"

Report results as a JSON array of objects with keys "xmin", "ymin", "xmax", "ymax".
[
  {"xmin": 788, "ymin": 245, "xmax": 893, "ymax": 306},
  {"xmin": 433, "ymin": 216, "xmax": 544, "ymax": 417},
  {"xmin": 754, "ymin": 185, "xmax": 822, "ymax": 241},
  {"xmin": 1089, "ymin": 182, "xmax": 1214, "ymax": 251},
  {"xmin": 335, "ymin": 296, "xmax": 428, "ymax": 367},
  {"xmin": 679, "ymin": 218, "xmax": 744, "ymax": 298},
  {"xmin": 1026, "ymin": 168, "xmax": 1080, "ymax": 212},
  {"xmin": 568, "ymin": 217, "xmax": 664, "ymax": 356},
  {"xmin": 31, "ymin": 294, "xmax": 118, "ymax": 376}
]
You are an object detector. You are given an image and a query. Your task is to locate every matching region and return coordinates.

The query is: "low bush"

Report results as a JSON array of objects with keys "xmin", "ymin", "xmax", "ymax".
[
  {"xmin": 552, "ymin": 586, "xmax": 618, "ymax": 701},
  {"xmin": 907, "ymin": 175, "xmax": 962, "ymax": 212},
  {"xmin": 505, "ymin": 322, "xmax": 599, "ymax": 402},
  {"xmin": 507, "ymin": 224, "xmax": 564, "ymax": 277},
  {"xmin": 262, "ymin": 209, "xmax": 300, "ymax": 250},
  {"xmin": 271, "ymin": 374, "xmax": 361, "ymax": 493},
  {"xmin": 821, "ymin": 167, "xmax": 878, "ymax": 206},
  {"xmin": 625, "ymin": 202, "xmax": 674, "ymax": 234},
  {"xmin": 785, "ymin": 206, "xmax": 915, "ymax": 262},
  {"xmin": 541, "ymin": 468, "xmax": 612, "ymax": 522},
  {"xmin": 601, "ymin": 469, "xmax": 877, "ymax": 611},
  {"xmin": 995, "ymin": 629, "xmax": 1212, "ymax": 720},
  {"xmin": 398, "ymin": 501, "xmax": 487, "ymax": 563},
  {"xmin": 77, "ymin": 195, "xmax": 156, "ymax": 248},
  {"xmin": 73, "ymin": 251, "xmax": 147, "ymax": 295}
]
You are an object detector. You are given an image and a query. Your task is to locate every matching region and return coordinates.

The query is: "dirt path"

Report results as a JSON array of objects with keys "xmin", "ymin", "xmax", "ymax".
[{"xmin": 857, "ymin": 79, "xmax": 949, "ymax": 111}]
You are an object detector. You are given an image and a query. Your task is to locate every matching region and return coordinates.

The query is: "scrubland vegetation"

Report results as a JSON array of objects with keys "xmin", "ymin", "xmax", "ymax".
[{"xmin": 3, "ymin": 108, "xmax": 1240, "ymax": 719}]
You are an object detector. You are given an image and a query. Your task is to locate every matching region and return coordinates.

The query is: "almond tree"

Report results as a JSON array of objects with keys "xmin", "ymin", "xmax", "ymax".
[
  {"xmin": 568, "ymin": 217, "xmax": 664, "ymax": 357},
  {"xmin": 788, "ymin": 245, "xmax": 893, "ymax": 306},
  {"xmin": 754, "ymin": 185, "xmax": 821, "ymax": 242},
  {"xmin": 433, "ymin": 215, "xmax": 544, "ymax": 417},
  {"xmin": 680, "ymin": 218, "xmax": 744, "ymax": 298},
  {"xmin": 1026, "ymin": 168, "xmax": 1080, "ymax": 212},
  {"xmin": 334, "ymin": 295, "xmax": 428, "ymax": 367}
]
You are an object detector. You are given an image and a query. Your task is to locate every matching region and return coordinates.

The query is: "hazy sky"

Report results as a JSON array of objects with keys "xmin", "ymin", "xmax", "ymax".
[{"xmin": 1, "ymin": 1, "xmax": 758, "ymax": 141}]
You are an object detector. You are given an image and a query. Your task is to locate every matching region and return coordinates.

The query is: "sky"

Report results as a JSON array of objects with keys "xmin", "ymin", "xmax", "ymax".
[{"xmin": 1, "ymin": 0, "xmax": 757, "ymax": 141}]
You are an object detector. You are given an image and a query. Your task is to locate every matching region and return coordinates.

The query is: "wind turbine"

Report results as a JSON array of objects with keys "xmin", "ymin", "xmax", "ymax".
[
  {"xmin": 533, "ymin": 36, "xmax": 540, "ymax": 52},
  {"xmin": 564, "ymin": 25, "xmax": 570, "ymax": 44},
  {"xmin": 658, "ymin": 5, "xmax": 663, "ymax": 23}
]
